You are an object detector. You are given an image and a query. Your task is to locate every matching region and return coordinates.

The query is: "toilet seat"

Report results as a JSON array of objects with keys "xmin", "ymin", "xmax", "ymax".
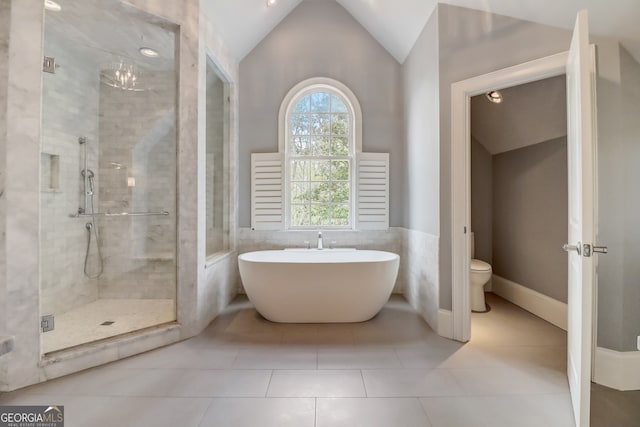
[{"xmin": 470, "ymin": 259, "xmax": 491, "ymax": 272}]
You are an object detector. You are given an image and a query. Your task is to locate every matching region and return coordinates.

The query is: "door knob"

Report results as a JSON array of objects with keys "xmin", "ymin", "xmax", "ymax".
[
  {"xmin": 562, "ymin": 243, "xmax": 581, "ymax": 255},
  {"xmin": 580, "ymin": 243, "xmax": 609, "ymax": 257}
]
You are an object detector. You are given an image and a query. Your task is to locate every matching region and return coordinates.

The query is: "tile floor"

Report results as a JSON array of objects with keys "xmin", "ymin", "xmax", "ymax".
[
  {"xmin": 591, "ymin": 383, "xmax": 640, "ymax": 427},
  {"xmin": 1, "ymin": 293, "xmax": 575, "ymax": 426},
  {"xmin": 42, "ymin": 299, "xmax": 176, "ymax": 353}
]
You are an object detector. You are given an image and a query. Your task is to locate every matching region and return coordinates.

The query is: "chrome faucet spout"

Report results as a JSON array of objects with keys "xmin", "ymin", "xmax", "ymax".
[{"xmin": 317, "ymin": 231, "xmax": 323, "ymax": 250}]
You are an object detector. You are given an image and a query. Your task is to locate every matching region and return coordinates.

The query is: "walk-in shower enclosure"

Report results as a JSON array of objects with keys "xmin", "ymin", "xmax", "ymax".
[{"xmin": 40, "ymin": 0, "xmax": 178, "ymax": 353}]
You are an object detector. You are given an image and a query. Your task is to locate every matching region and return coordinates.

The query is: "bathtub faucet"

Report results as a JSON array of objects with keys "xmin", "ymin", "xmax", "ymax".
[{"xmin": 317, "ymin": 231, "xmax": 323, "ymax": 250}]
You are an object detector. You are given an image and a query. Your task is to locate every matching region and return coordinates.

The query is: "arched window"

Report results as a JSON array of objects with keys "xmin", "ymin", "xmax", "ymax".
[{"xmin": 280, "ymin": 78, "xmax": 362, "ymax": 229}]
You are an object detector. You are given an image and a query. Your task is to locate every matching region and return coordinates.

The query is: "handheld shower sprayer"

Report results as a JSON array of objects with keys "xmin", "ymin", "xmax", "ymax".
[{"xmin": 81, "ymin": 169, "xmax": 95, "ymax": 193}]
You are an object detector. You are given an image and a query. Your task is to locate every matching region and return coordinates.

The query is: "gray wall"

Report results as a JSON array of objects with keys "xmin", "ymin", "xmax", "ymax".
[
  {"xmin": 437, "ymin": 4, "xmax": 572, "ymax": 309},
  {"xmin": 238, "ymin": 0, "xmax": 404, "ymax": 227},
  {"xmin": 492, "ymin": 137, "xmax": 568, "ymax": 303},
  {"xmin": 471, "ymin": 137, "xmax": 492, "ymax": 264},
  {"xmin": 400, "ymin": 7, "xmax": 441, "ymax": 329},
  {"xmin": 402, "ymin": 9, "xmax": 440, "ymax": 235},
  {"xmin": 618, "ymin": 47, "xmax": 640, "ymax": 352},
  {"xmin": 596, "ymin": 43, "xmax": 640, "ymax": 351}
]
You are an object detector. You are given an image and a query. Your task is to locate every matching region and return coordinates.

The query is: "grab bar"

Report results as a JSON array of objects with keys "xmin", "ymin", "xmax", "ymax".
[{"xmin": 69, "ymin": 210, "xmax": 170, "ymax": 218}]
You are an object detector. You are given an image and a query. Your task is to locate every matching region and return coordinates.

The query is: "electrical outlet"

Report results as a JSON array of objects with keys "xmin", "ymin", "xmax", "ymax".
[{"xmin": 637, "ymin": 336, "xmax": 640, "ymax": 351}]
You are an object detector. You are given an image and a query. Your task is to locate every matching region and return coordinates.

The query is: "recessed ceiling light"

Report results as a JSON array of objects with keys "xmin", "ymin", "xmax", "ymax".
[
  {"xmin": 44, "ymin": 0, "xmax": 62, "ymax": 11},
  {"xmin": 486, "ymin": 90, "xmax": 503, "ymax": 104},
  {"xmin": 139, "ymin": 47, "xmax": 159, "ymax": 58},
  {"xmin": 267, "ymin": 0, "xmax": 277, "ymax": 6}
]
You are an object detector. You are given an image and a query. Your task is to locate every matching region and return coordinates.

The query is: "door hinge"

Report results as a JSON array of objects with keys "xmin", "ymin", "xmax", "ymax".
[
  {"xmin": 43, "ymin": 56, "xmax": 56, "ymax": 74},
  {"xmin": 41, "ymin": 314, "xmax": 55, "ymax": 332}
]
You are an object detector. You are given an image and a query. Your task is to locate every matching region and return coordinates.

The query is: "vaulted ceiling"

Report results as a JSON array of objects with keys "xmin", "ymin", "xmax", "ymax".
[{"xmin": 202, "ymin": 0, "xmax": 640, "ymax": 63}]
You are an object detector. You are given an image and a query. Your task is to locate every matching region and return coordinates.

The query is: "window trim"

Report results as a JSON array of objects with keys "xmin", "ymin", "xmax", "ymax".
[{"xmin": 279, "ymin": 78, "xmax": 363, "ymax": 230}]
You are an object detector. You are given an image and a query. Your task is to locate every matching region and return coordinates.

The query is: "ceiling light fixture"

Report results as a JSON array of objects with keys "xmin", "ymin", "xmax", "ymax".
[
  {"xmin": 267, "ymin": 0, "xmax": 277, "ymax": 6},
  {"xmin": 486, "ymin": 90, "xmax": 503, "ymax": 104},
  {"xmin": 101, "ymin": 61, "xmax": 144, "ymax": 92},
  {"xmin": 44, "ymin": 0, "xmax": 62, "ymax": 11},
  {"xmin": 139, "ymin": 47, "xmax": 159, "ymax": 58}
]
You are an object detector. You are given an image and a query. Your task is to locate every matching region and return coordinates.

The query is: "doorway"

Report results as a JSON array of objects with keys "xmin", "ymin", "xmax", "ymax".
[
  {"xmin": 468, "ymin": 75, "xmax": 569, "ymax": 335},
  {"xmin": 450, "ymin": 15, "xmax": 598, "ymax": 423},
  {"xmin": 450, "ymin": 52, "xmax": 570, "ymax": 342}
]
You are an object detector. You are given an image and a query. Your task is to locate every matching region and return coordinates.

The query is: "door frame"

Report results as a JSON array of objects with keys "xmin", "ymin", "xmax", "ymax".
[{"xmin": 450, "ymin": 51, "xmax": 570, "ymax": 342}]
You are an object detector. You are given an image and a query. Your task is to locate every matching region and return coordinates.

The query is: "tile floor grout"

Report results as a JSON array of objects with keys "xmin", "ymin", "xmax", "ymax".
[{"xmin": 1, "ymin": 293, "xmax": 580, "ymax": 426}]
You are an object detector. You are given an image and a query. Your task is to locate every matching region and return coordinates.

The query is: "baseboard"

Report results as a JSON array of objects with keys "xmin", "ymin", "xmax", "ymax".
[
  {"xmin": 594, "ymin": 346, "xmax": 640, "ymax": 391},
  {"xmin": 492, "ymin": 274, "xmax": 567, "ymax": 331},
  {"xmin": 438, "ymin": 309, "xmax": 453, "ymax": 339}
]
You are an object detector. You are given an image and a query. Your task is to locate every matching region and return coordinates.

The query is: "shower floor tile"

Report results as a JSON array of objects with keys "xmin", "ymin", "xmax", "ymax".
[{"xmin": 42, "ymin": 299, "xmax": 175, "ymax": 353}]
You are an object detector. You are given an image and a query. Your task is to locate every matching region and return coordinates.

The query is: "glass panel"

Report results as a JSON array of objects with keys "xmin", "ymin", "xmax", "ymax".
[
  {"xmin": 310, "ymin": 204, "xmax": 329, "ymax": 225},
  {"xmin": 330, "ymin": 182, "xmax": 350, "ymax": 203},
  {"xmin": 310, "ymin": 114, "xmax": 330, "ymax": 135},
  {"xmin": 331, "ymin": 160, "xmax": 350, "ymax": 181},
  {"xmin": 40, "ymin": 0, "xmax": 177, "ymax": 353},
  {"xmin": 291, "ymin": 182, "xmax": 309, "ymax": 203},
  {"xmin": 332, "ymin": 137, "xmax": 349, "ymax": 155},
  {"xmin": 206, "ymin": 57, "xmax": 230, "ymax": 256},
  {"xmin": 291, "ymin": 136, "xmax": 311, "ymax": 155},
  {"xmin": 331, "ymin": 114, "xmax": 349, "ymax": 135},
  {"xmin": 310, "ymin": 136, "xmax": 331, "ymax": 156},
  {"xmin": 331, "ymin": 95, "xmax": 348, "ymax": 113},
  {"xmin": 291, "ymin": 204, "xmax": 311, "ymax": 226},
  {"xmin": 310, "ymin": 182, "xmax": 331, "ymax": 203},
  {"xmin": 290, "ymin": 160, "xmax": 310, "ymax": 181},
  {"xmin": 331, "ymin": 205, "xmax": 350, "ymax": 225},
  {"xmin": 310, "ymin": 92, "xmax": 330, "ymax": 112},
  {"xmin": 290, "ymin": 113, "xmax": 310, "ymax": 135},
  {"xmin": 294, "ymin": 95, "xmax": 310, "ymax": 113},
  {"xmin": 311, "ymin": 160, "xmax": 331, "ymax": 181}
]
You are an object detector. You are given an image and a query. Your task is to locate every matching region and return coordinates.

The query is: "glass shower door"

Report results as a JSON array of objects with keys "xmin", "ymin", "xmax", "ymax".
[{"xmin": 40, "ymin": 0, "xmax": 177, "ymax": 353}]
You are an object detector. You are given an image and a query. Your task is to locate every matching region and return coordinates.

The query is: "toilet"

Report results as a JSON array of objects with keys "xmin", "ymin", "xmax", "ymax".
[{"xmin": 470, "ymin": 232, "xmax": 492, "ymax": 312}]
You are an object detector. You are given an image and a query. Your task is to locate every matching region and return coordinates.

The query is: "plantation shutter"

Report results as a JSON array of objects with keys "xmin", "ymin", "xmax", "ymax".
[
  {"xmin": 355, "ymin": 152, "xmax": 389, "ymax": 230},
  {"xmin": 251, "ymin": 152, "xmax": 284, "ymax": 230}
]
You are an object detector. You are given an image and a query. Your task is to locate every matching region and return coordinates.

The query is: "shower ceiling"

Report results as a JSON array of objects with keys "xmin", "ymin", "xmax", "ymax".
[{"xmin": 44, "ymin": 0, "xmax": 176, "ymax": 72}]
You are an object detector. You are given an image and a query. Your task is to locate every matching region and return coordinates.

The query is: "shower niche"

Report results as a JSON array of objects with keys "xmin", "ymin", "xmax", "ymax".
[{"xmin": 40, "ymin": 0, "xmax": 177, "ymax": 354}]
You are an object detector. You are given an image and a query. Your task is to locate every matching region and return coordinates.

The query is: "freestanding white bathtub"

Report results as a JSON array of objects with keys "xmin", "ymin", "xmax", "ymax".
[{"xmin": 238, "ymin": 249, "xmax": 400, "ymax": 323}]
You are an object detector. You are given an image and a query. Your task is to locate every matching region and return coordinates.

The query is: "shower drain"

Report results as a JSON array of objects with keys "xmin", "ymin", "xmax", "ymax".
[{"xmin": 100, "ymin": 321, "xmax": 115, "ymax": 326}]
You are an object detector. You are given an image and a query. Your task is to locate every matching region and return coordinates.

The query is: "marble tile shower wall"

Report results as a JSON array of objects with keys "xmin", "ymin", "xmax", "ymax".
[
  {"xmin": 237, "ymin": 228, "xmax": 407, "ymax": 293},
  {"xmin": 97, "ymin": 71, "xmax": 176, "ymax": 300},
  {"xmin": 40, "ymin": 33, "xmax": 101, "ymax": 316},
  {"xmin": 0, "ymin": 1, "xmax": 9, "ymax": 354},
  {"xmin": 401, "ymin": 228, "xmax": 439, "ymax": 329},
  {"xmin": 206, "ymin": 72, "xmax": 227, "ymax": 254}
]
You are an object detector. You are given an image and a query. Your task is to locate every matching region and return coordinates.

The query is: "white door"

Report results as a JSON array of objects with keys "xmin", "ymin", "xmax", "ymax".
[{"xmin": 564, "ymin": 10, "xmax": 595, "ymax": 427}]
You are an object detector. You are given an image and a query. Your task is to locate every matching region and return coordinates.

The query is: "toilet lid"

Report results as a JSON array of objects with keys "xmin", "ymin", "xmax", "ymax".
[{"xmin": 471, "ymin": 259, "xmax": 492, "ymax": 272}]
